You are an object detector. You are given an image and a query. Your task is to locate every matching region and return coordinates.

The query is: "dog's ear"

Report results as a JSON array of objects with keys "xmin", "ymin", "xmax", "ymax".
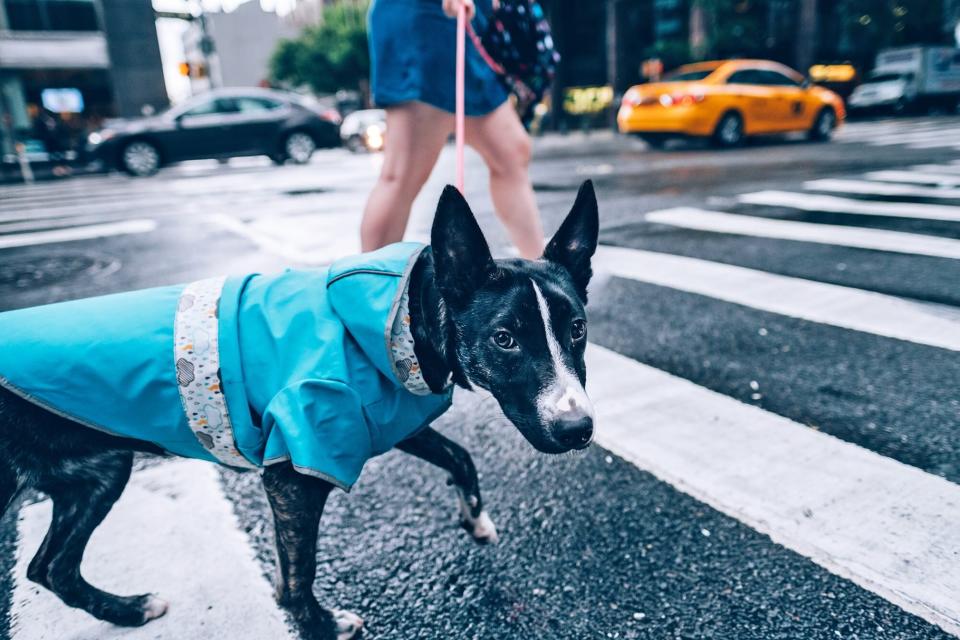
[
  {"xmin": 431, "ymin": 185, "xmax": 495, "ymax": 309},
  {"xmin": 543, "ymin": 180, "xmax": 599, "ymax": 301}
]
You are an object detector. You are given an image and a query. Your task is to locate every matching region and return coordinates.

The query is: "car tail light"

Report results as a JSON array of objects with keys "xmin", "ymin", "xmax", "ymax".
[
  {"xmin": 317, "ymin": 108, "xmax": 342, "ymax": 125},
  {"xmin": 659, "ymin": 93, "xmax": 706, "ymax": 107},
  {"xmin": 622, "ymin": 89, "xmax": 641, "ymax": 107}
]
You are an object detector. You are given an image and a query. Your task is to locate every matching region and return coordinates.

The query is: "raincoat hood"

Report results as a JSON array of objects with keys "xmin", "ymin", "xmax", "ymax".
[{"xmin": 326, "ymin": 243, "xmax": 436, "ymax": 396}]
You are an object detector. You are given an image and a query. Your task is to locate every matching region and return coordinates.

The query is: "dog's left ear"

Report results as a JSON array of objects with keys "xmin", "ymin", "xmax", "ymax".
[
  {"xmin": 431, "ymin": 185, "xmax": 496, "ymax": 310},
  {"xmin": 543, "ymin": 180, "xmax": 599, "ymax": 301}
]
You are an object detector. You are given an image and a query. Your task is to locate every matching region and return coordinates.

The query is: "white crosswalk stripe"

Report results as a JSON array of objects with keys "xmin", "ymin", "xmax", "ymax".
[
  {"xmin": 739, "ymin": 189, "xmax": 960, "ymax": 221},
  {"xmin": 0, "ymin": 219, "xmax": 156, "ymax": 249},
  {"xmin": 805, "ymin": 178, "xmax": 960, "ymax": 199},
  {"xmin": 865, "ymin": 169, "xmax": 960, "ymax": 186},
  {"xmin": 594, "ymin": 245, "xmax": 960, "ymax": 351},
  {"xmin": 646, "ymin": 207, "xmax": 960, "ymax": 259}
]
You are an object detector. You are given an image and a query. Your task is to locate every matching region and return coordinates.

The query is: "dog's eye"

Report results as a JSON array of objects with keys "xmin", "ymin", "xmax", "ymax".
[
  {"xmin": 493, "ymin": 330, "xmax": 518, "ymax": 350},
  {"xmin": 571, "ymin": 319, "xmax": 587, "ymax": 341}
]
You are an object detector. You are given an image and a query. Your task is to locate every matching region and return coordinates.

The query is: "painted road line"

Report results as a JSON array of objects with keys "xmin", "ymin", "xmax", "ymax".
[
  {"xmin": 738, "ymin": 190, "xmax": 960, "ymax": 222},
  {"xmin": 911, "ymin": 164, "xmax": 960, "ymax": 175},
  {"xmin": 838, "ymin": 126, "xmax": 952, "ymax": 143},
  {"xmin": 645, "ymin": 207, "xmax": 960, "ymax": 260},
  {"xmin": 909, "ymin": 136, "xmax": 960, "ymax": 149},
  {"xmin": 0, "ymin": 198, "xmax": 178, "ymax": 224},
  {"xmin": 0, "ymin": 214, "xmax": 146, "ymax": 234},
  {"xmin": 585, "ymin": 343, "xmax": 960, "ymax": 637},
  {"xmin": 0, "ymin": 219, "xmax": 157, "ymax": 250},
  {"xmin": 11, "ymin": 459, "xmax": 294, "ymax": 640},
  {"xmin": 592, "ymin": 245, "xmax": 960, "ymax": 351},
  {"xmin": 864, "ymin": 170, "xmax": 960, "ymax": 186},
  {"xmin": 860, "ymin": 127, "xmax": 960, "ymax": 145},
  {"xmin": 805, "ymin": 179, "xmax": 960, "ymax": 200}
]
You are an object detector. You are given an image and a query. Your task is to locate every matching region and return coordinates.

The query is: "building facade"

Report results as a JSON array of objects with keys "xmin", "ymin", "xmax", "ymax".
[
  {"xmin": 183, "ymin": 0, "xmax": 297, "ymax": 93},
  {"xmin": 540, "ymin": 0, "xmax": 955, "ymax": 130},
  {"xmin": 0, "ymin": 0, "xmax": 167, "ymax": 158}
]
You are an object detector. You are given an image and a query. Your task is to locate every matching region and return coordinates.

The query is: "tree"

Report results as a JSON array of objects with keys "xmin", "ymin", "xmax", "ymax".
[{"xmin": 270, "ymin": 1, "xmax": 370, "ymax": 96}]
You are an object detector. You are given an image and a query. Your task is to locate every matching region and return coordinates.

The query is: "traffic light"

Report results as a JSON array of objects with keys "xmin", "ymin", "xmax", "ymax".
[{"xmin": 178, "ymin": 62, "xmax": 208, "ymax": 78}]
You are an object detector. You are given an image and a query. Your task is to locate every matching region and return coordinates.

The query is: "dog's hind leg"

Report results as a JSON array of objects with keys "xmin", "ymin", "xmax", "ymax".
[
  {"xmin": 396, "ymin": 427, "xmax": 498, "ymax": 545},
  {"xmin": 28, "ymin": 450, "xmax": 168, "ymax": 626},
  {"xmin": 262, "ymin": 462, "xmax": 362, "ymax": 640}
]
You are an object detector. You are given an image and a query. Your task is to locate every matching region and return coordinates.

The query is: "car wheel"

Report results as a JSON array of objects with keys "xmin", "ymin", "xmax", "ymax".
[
  {"xmin": 712, "ymin": 112, "xmax": 744, "ymax": 148},
  {"xmin": 270, "ymin": 153, "xmax": 286, "ymax": 166},
  {"xmin": 121, "ymin": 140, "xmax": 160, "ymax": 177},
  {"xmin": 346, "ymin": 135, "xmax": 366, "ymax": 153},
  {"xmin": 639, "ymin": 134, "xmax": 669, "ymax": 150},
  {"xmin": 284, "ymin": 131, "xmax": 316, "ymax": 165},
  {"xmin": 808, "ymin": 108, "xmax": 836, "ymax": 142}
]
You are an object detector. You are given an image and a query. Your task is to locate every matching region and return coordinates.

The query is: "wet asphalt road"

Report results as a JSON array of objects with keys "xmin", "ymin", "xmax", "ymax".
[{"xmin": 1, "ymin": 116, "xmax": 959, "ymax": 639}]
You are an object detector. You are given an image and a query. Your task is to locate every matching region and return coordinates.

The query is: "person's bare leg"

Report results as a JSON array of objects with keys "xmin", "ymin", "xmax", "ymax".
[
  {"xmin": 465, "ymin": 101, "xmax": 545, "ymax": 259},
  {"xmin": 361, "ymin": 102, "xmax": 454, "ymax": 251}
]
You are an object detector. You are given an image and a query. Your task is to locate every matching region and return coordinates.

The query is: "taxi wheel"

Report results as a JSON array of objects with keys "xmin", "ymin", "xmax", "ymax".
[
  {"xmin": 712, "ymin": 112, "xmax": 744, "ymax": 148},
  {"xmin": 808, "ymin": 108, "xmax": 836, "ymax": 142},
  {"xmin": 639, "ymin": 134, "xmax": 669, "ymax": 149}
]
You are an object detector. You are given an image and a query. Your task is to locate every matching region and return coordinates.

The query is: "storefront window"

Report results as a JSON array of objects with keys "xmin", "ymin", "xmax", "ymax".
[{"xmin": 3, "ymin": 0, "xmax": 100, "ymax": 32}]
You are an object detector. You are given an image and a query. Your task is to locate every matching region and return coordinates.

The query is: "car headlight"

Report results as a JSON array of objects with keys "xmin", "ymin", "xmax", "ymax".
[
  {"xmin": 88, "ymin": 129, "xmax": 115, "ymax": 146},
  {"xmin": 364, "ymin": 124, "xmax": 385, "ymax": 151}
]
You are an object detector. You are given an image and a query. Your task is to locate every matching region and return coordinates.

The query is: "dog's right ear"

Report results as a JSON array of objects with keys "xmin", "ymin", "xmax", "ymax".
[{"xmin": 431, "ymin": 186, "xmax": 495, "ymax": 309}]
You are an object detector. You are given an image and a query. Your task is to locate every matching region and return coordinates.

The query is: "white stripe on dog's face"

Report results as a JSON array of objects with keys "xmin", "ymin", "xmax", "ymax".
[{"xmin": 530, "ymin": 280, "xmax": 593, "ymax": 424}]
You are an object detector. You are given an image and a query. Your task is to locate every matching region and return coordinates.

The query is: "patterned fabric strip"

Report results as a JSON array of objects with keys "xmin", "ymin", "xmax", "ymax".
[
  {"xmin": 388, "ymin": 284, "xmax": 433, "ymax": 396},
  {"xmin": 174, "ymin": 277, "xmax": 256, "ymax": 468}
]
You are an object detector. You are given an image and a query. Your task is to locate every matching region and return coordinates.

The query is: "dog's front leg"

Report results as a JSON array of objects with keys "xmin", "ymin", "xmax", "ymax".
[
  {"xmin": 397, "ymin": 427, "xmax": 498, "ymax": 544},
  {"xmin": 262, "ymin": 463, "xmax": 363, "ymax": 640}
]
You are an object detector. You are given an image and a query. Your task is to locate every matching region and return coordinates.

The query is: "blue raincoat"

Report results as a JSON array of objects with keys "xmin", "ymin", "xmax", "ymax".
[{"xmin": 0, "ymin": 243, "xmax": 452, "ymax": 490}]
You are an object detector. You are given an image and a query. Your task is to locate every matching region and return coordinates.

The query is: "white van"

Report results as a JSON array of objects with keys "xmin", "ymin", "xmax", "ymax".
[{"xmin": 848, "ymin": 46, "xmax": 960, "ymax": 114}]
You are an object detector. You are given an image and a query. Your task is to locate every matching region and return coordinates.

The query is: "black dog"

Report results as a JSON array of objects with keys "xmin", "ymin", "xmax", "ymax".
[{"xmin": 0, "ymin": 181, "xmax": 599, "ymax": 640}]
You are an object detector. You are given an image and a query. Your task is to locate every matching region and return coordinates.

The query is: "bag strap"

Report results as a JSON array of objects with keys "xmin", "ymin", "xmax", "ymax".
[
  {"xmin": 456, "ymin": 4, "xmax": 466, "ymax": 193},
  {"xmin": 466, "ymin": 21, "xmax": 506, "ymax": 75}
]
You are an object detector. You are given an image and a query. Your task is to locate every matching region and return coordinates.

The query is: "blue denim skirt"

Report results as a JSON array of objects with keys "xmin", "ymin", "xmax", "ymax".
[{"xmin": 368, "ymin": 0, "xmax": 509, "ymax": 116}]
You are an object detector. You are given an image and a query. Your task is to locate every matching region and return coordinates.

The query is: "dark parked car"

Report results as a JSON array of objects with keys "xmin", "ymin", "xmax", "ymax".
[{"xmin": 86, "ymin": 88, "xmax": 341, "ymax": 176}]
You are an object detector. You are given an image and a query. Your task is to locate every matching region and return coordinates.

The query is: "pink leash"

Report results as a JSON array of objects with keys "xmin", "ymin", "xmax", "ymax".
[{"xmin": 455, "ymin": 3, "xmax": 466, "ymax": 193}]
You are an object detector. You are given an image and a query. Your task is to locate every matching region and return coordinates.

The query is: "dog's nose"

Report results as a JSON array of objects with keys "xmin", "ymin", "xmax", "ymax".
[{"xmin": 555, "ymin": 414, "xmax": 594, "ymax": 449}]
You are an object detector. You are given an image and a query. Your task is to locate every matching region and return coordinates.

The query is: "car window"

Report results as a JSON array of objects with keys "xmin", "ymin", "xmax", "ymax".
[
  {"xmin": 214, "ymin": 98, "xmax": 240, "ymax": 114},
  {"xmin": 181, "ymin": 99, "xmax": 217, "ymax": 117},
  {"xmin": 726, "ymin": 69, "xmax": 762, "ymax": 85},
  {"xmin": 756, "ymin": 70, "xmax": 801, "ymax": 87},
  {"xmin": 181, "ymin": 98, "xmax": 238, "ymax": 117},
  {"xmin": 663, "ymin": 68, "xmax": 716, "ymax": 82},
  {"xmin": 865, "ymin": 73, "xmax": 906, "ymax": 84},
  {"xmin": 235, "ymin": 97, "xmax": 282, "ymax": 113}
]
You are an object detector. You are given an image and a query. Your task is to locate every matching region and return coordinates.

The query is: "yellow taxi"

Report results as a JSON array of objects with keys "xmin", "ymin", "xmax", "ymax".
[{"xmin": 617, "ymin": 59, "xmax": 846, "ymax": 148}]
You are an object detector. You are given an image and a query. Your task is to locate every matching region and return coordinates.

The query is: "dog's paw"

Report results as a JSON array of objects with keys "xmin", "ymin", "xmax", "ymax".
[
  {"xmin": 332, "ymin": 608, "xmax": 363, "ymax": 639},
  {"xmin": 460, "ymin": 509, "xmax": 500, "ymax": 545},
  {"xmin": 457, "ymin": 492, "xmax": 500, "ymax": 545},
  {"xmin": 141, "ymin": 595, "xmax": 169, "ymax": 623}
]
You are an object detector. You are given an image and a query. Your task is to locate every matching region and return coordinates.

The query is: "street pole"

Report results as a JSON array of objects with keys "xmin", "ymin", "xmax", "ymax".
[
  {"xmin": 606, "ymin": 0, "xmax": 618, "ymax": 130},
  {"xmin": 795, "ymin": 0, "xmax": 818, "ymax": 75},
  {"xmin": 689, "ymin": 0, "xmax": 710, "ymax": 61}
]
